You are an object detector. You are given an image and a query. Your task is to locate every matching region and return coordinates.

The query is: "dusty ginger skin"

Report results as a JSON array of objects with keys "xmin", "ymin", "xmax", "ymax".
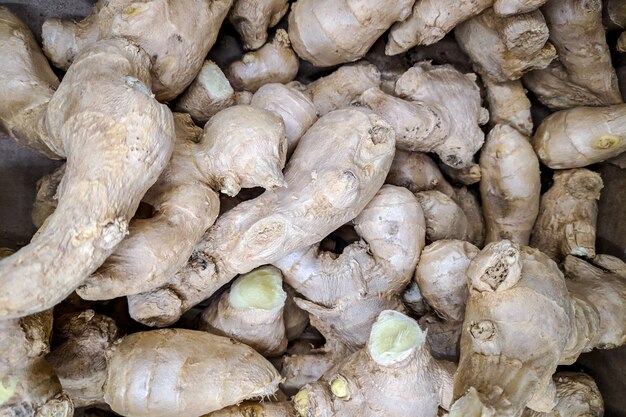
[
  {"xmin": 126, "ymin": 108, "xmax": 396, "ymax": 327},
  {"xmin": 227, "ymin": 29, "xmax": 299, "ymax": 92},
  {"xmin": 294, "ymin": 311, "xmax": 455, "ymax": 417},
  {"xmin": 385, "ymin": 150, "xmax": 456, "ymax": 196},
  {"xmin": 0, "ymin": 7, "xmax": 61, "ymax": 159},
  {"xmin": 208, "ymin": 402, "xmax": 296, "ymax": 417},
  {"xmin": 480, "ymin": 124, "xmax": 541, "ymax": 245},
  {"xmin": 0, "ymin": 38, "xmax": 175, "ymax": 319},
  {"xmin": 104, "ymin": 329, "xmax": 281, "ymax": 417},
  {"xmin": 521, "ymin": 373, "xmax": 603, "ymax": 417},
  {"xmin": 415, "ymin": 191, "xmax": 471, "ymax": 242},
  {"xmin": 395, "ymin": 62, "xmax": 489, "ymax": 169},
  {"xmin": 484, "ymin": 79, "xmax": 533, "ymax": 136},
  {"xmin": 228, "ymin": 0, "xmax": 288, "ymax": 50},
  {"xmin": 198, "ymin": 265, "xmax": 289, "ymax": 357},
  {"xmin": 531, "ymin": 169, "xmax": 603, "ymax": 262},
  {"xmin": 32, "ymin": 165, "xmax": 65, "ymax": 229},
  {"xmin": 42, "ymin": 0, "xmax": 233, "ymax": 101},
  {"xmin": 533, "ymin": 104, "xmax": 626, "ymax": 168},
  {"xmin": 288, "ymin": 0, "xmax": 415, "ymax": 67},
  {"xmin": 439, "ymin": 163, "xmax": 482, "ymax": 186},
  {"xmin": 77, "ymin": 107, "xmax": 287, "ymax": 301}
]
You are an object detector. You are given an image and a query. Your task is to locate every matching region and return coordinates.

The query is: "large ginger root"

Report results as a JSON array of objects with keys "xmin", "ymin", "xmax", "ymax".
[
  {"xmin": 0, "ymin": 37, "xmax": 175, "ymax": 319},
  {"xmin": 174, "ymin": 60, "xmax": 235, "ymax": 125},
  {"xmin": 228, "ymin": 0, "xmax": 289, "ymax": 50},
  {"xmin": 126, "ymin": 108, "xmax": 396, "ymax": 326},
  {"xmin": 251, "ymin": 83, "xmax": 317, "ymax": 157},
  {"xmin": 226, "ymin": 30, "xmax": 299, "ymax": 92},
  {"xmin": 0, "ymin": 7, "xmax": 61, "ymax": 159},
  {"xmin": 209, "ymin": 402, "xmax": 296, "ymax": 417},
  {"xmin": 455, "ymin": 9, "xmax": 556, "ymax": 82},
  {"xmin": 77, "ymin": 107, "xmax": 286, "ymax": 301},
  {"xmin": 198, "ymin": 265, "xmax": 288, "ymax": 357},
  {"xmin": 42, "ymin": 0, "xmax": 233, "ymax": 101},
  {"xmin": 523, "ymin": 0, "xmax": 623, "ymax": 110},
  {"xmin": 294, "ymin": 310, "xmax": 455, "ymax": 417},
  {"xmin": 484, "ymin": 79, "xmax": 533, "ymax": 135},
  {"xmin": 521, "ymin": 373, "xmax": 603, "ymax": 417},
  {"xmin": 480, "ymin": 124, "xmax": 540, "ymax": 245},
  {"xmin": 395, "ymin": 62, "xmax": 489, "ymax": 169},
  {"xmin": 415, "ymin": 191, "xmax": 471, "ymax": 242},
  {"xmin": 287, "ymin": 0, "xmax": 415, "ymax": 67},
  {"xmin": 531, "ymin": 169, "xmax": 603, "ymax": 262},
  {"xmin": 533, "ymin": 104, "xmax": 626, "ymax": 168},
  {"xmin": 307, "ymin": 62, "xmax": 381, "ymax": 116}
]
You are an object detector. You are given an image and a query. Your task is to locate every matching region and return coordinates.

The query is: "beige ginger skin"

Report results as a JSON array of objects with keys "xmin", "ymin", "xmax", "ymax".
[
  {"xmin": 531, "ymin": 169, "xmax": 603, "ymax": 262},
  {"xmin": 484, "ymin": 79, "xmax": 533, "ymax": 136},
  {"xmin": 294, "ymin": 310, "xmax": 455, "ymax": 417},
  {"xmin": 227, "ymin": 29, "xmax": 299, "ymax": 92},
  {"xmin": 415, "ymin": 190, "xmax": 472, "ymax": 242},
  {"xmin": 208, "ymin": 402, "xmax": 296, "ymax": 417},
  {"xmin": 288, "ymin": 0, "xmax": 415, "ymax": 67},
  {"xmin": 0, "ymin": 37, "xmax": 175, "ymax": 319},
  {"xmin": 126, "ymin": 108, "xmax": 396, "ymax": 327},
  {"xmin": 533, "ymin": 104, "xmax": 626, "ymax": 169},
  {"xmin": 385, "ymin": 150, "xmax": 456, "ymax": 196},
  {"xmin": 42, "ymin": 0, "xmax": 233, "ymax": 101},
  {"xmin": 77, "ymin": 107, "xmax": 287, "ymax": 301},
  {"xmin": 439, "ymin": 163, "xmax": 482, "ymax": 186},
  {"xmin": 480, "ymin": 124, "xmax": 541, "ymax": 245},
  {"xmin": 228, "ymin": 0, "xmax": 289, "ymax": 50},
  {"xmin": 32, "ymin": 165, "xmax": 65, "ymax": 229}
]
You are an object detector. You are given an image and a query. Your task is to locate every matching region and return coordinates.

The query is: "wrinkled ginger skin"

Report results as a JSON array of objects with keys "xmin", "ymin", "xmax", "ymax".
[
  {"xmin": 0, "ymin": 8, "xmax": 62, "ymax": 159},
  {"xmin": 493, "ymin": 0, "xmax": 548, "ymax": 16},
  {"xmin": 127, "ymin": 108, "xmax": 396, "ymax": 327},
  {"xmin": 385, "ymin": 150, "xmax": 455, "ymax": 196},
  {"xmin": 440, "ymin": 163, "xmax": 482, "ymax": 186},
  {"xmin": 32, "ymin": 165, "xmax": 65, "ymax": 229},
  {"xmin": 229, "ymin": 0, "xmax": 289, "ymax": 50},
  {"xmin": 533, "ymin": 104, "xmax": 626, "ymax": 169},
  {"xmin": 386, "ymin": 0, "xmax": 492, "ymax": 55},
  {"xmin": 531, "ymin": 169, "xmax": 603, "ymax": 262},
  {"xmin": 395, "ymin": 62, "xmax": 488, "ymax": 169},
  {"xmin": 227, "ymin": 29, "xmax": 299, "ymax": 92},
  {"xmin": 480, "ymin": 124, "xmax": 540, "ymax": 245},
  {"xmin": 42, "ymin": 0, "xmax": 233, "ymax": 101},
  {"xmin": 0, "ymin": 38, "xmax": 175, "ymax": 319},
  {"xmin": 0, "ymin": 309, "xmax": 53, "ymax": 373},
  {"xmin": 104, "ymin": 329, "xmax": 281, "ymax": 417},
  {"xmin": 521, "ymin": 373, "xmax": 603, "ymax": 417},
  {"xmin": 208, "ymin": 402, "xmax": 296, "ymax": 417},
  {"xmin": 415, "ymin": 191, "xmax": 470, "ymax": 242},
  {"xmin": 484, "ymin": 79, "xmax": 533, "ymax": 136},
  {"xmin": 288, "ymin": 0, "xmax": 415, "ymax": 67},
  {"xmin": 77, "ymin": 107, "xmax": 287, "ymax": 301}
]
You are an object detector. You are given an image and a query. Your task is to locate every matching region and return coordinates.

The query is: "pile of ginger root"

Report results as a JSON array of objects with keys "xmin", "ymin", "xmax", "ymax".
[{"xmin": 1, "ymin": 0, "xmax": 626, "ymax": 416}]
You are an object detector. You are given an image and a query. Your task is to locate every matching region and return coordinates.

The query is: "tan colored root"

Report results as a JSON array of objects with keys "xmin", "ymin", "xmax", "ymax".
[
  {"xmin": 46, "ymin": 310, "xmax": 119, "ymax": 408},
  {"xmin": 523, "ymin": 0, "xmax": 623, "ymax": 110},
  {"xmin": 288, "ymin": 0, "xmax": 414, "ymax": 67},
  {"xmin": 208, "ymin": 402, "xmax": 296, "ymax": 417},
  {"xmin": 234, "ymin": 90, "xmax": 254, "ymax": 105},
  {"xmin": 532, "ymin": 104, "xmax": 626, "ymax": 168},
  {"xmin": 493, "ymin": 0, "xmax": 548, "ymax": 16},
  {"xmin": 455, "ymin": 8, "xmax": 555, "ymax": 82},
  {"xmin": 395, "ymin": 62, "xmax": 488, "ymax": 169},
  {"xmin": 251, "ymin": 82, "xmax": 317, "ymax": 157},
  {"xmin": 440, "ymin": 163, "xmax": 482, "ymax": 185},
  {"xmin": 307, "ymin": 62, "xmax": 381, "ymax": 116},
  {"xmin": 531, "ymin": 169, "xmax": 603, "ymax": 262},
  {"xmin": 174, "ymin": 60, "xmax": 235, "ymax": 125},
  {"xmin": 480, "ymin": 124, "xmax": 540, "ymax": 245},
  {"xmin": 228, "ymin": 0, "xmax": 289, "ymax": 50},
  {"xmin": 415, "ymin": 191, "xmax": 470, "ymax": 242},
  {"xmin": 104, "ymin": 329, "xmax": 281, "ymax": 417},
  {"xmin": 0, "ymin": 7, "xmax": 62, "ymax": 159},
  {"xmin": 453, "ymin": 187, "xmax": 486, "ymax": 247},
  {"xmin": 521, "ymin": 373, "xmax": 603, "ymax": 417},
  {"xmin": 0, "ymin": 38, "xmax": 175, "ymax": 319},
  {"xmin": 386, "ymin": 0, "xmax": 493, "ymax": 55},
  {"xmin": 127, "ymin": 108, "xmax": 395, "ymax": 327},
  {"xmin": 42, "ymin": 0, "xmax": 233, "ymax": 101},
  {"xmin": 77, "ymin": 107, "xmax": 286, "ymax": 301},
  {"xmin": 385, "ymin": 151, "xmax": 455, "ymax": 196},
  {"xmin": 32, "ymin": 165, "xmax": 65, "ymax": 229},
  {"xmin": 484, "ymin": 79, "xmax": 533, "ymax": 135}
]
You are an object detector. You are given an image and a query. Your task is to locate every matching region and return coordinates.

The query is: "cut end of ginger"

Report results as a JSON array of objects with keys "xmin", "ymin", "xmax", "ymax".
[
  {"xmin": 368, "ymin": 310, "xmax": 425, "ymax": 366},
  {"xmin": 229, "ymin": 265, "xmax": 286, "ymax": 310}
]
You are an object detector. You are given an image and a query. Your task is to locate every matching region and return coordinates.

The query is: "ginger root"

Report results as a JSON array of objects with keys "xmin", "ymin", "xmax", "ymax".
[
  {"xmin": 228, "ymin": 0, "xmax": 289, "ymax": 50},
  {"xmin": 521, "ymin": 373, "xmax": 603, "ymax": 417}
]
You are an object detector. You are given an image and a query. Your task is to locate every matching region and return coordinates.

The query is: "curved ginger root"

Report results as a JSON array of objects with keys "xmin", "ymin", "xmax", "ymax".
[
  {"xmin": 0, "ymin": 37, "xmax": 175, "ymax": 319},
  {"xmin": 77, "ymin": 107, "xmax": 286, "ymax": 301},
  {"xmin": 228, "ymin": 0, "xmax": 289, "ymax": 50},
  {"xmin": 127, "ymin": 108, "xmax": 396, "ymax": 327},
  {"xmin": 42, "ymin": 0, "xmax": 233, "ymax": 101}
]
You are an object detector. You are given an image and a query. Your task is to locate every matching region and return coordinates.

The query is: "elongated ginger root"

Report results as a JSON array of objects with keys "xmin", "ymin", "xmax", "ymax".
[
  {"xmin": 127, "ymin": 108, "xmax": 396, "ymax": 326},
  {"xmin": 288, "ymin": 0, "xmax": 415, "ymax": 67},
  {"xmin": 227, "ymin": 30, "xmax": 299, "ymax": 92},
  {"xmin": 209, "ymin": 402, "xmax": 296, "ymax": 417},
  {"xmin": 523, "ymin": 0, "xmax": 623, "ymax": 109},
  {"xmin": 531, "ymin": 169, "xmax": 603, "ymax": 262},
  {"xmin": 0, "ymin": 36, "xmax": 175, "ymax": 319},
  {"xmin": 395, "ymin": 62, "xmax": 489, "ymax": 169},
  {"xmin": 42, "ymin": 0, "xmax": 233, "ymax": 101},
  {"xmin": 521, "ymin": 373, "xmax": 603, "ymax": 417},
  {"xmin": 251, "ymin": 83, "xmax": 317, "ymax": 157},
  {"xmin": 415, "ymin": 191, "xmax": 471, "ymax": 242},
  {"xmin": 294, "ymin": 310, "xmax": 455, "ymax": 417},
  {"xmin": 174, "ymin": 61, "xmax": 235, "ymax": 125},
  {"xmin": 533, "ymin": 104, "xmax": 626, "ymax": 168},
  {"xmin": 484, "ymin": 79, "xmax": 533, "ymax": 135},
  {"xmin": 199, "ymin": 265, "xmax": 288, "ymax": 357},
  {"xmin": 480, "ymin": 124, "xmax": 540, "ymax": 245},
  {"xmin": 228, "ymin": 0, "xmax": 289, "ymax": 50},
  {"xmin": 0, "ymin": 7, "xmax": 61, "ymax": 159},
  {"xmin": 77, "ymin": 107, "xmax": 286, "ymax": 301}
]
